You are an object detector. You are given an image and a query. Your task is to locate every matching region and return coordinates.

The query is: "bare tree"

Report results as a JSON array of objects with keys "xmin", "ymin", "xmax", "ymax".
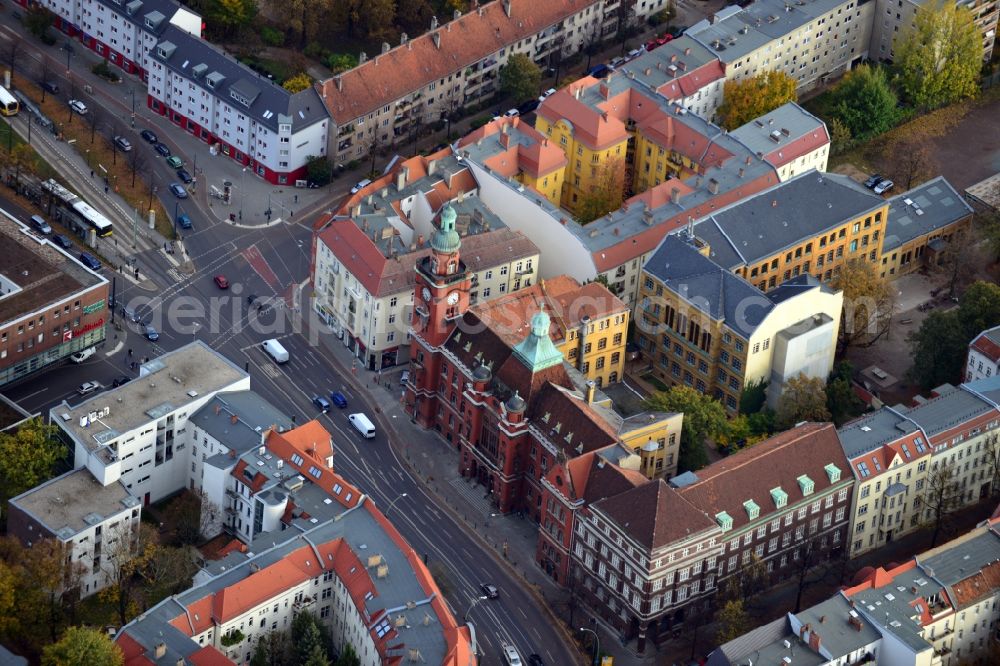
[
  {"xmin": 921, "ymin": 460, "xmax": 963, "ymax": 548},
  {"xmin": 937, "ymin": 223, "xmax": 987, "ymax": 298},
  {"xmin": 4, "ymin": 37, "xmax": 22, "ymax": 86},
  {"xmin": 98, "ymin": 521, "xmax": 158, "ymax": 626},
  {"xmin": 719, "ymin": 553, "xmax": 769, "ymax": 610},
  {"xmin": 890, "ymin": 136, "xmax": 938, "ymax": 190},
  {"xmin": 38, "ymin": 57, "xmax": 52, "ymax": 102},
  {"xmin": 127, "ymin": 147, "xmax": 146, "ymax": 189},
  {"xmin": 87, "ymin": 105, "xmax": 103, "ymax": 145},
  {"xmin": 984, "ymin": 433, "xmax": 1000, "ymax": 498}
]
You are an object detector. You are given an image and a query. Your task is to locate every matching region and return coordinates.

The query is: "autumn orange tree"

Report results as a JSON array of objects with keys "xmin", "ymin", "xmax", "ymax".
[
  {"xmin": 716, "ymin": 70, "xmax": 798, "ymax": 130},
  {"xmin": 576, "ymin": 157, "xmax": 626, "ymax": 224}
]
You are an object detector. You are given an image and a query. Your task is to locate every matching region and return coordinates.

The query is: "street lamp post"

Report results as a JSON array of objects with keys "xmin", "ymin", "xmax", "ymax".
[
  {"xmin": 239, "ymin": 167, "xmax": 247, "ymax": 221},
  {"xmin": 485, "ymin": 512, "xmax": 500, "ymax": 528},
  {"xmin": 382, "ymin": 492, "xmax": 408, "ymax": 516},
  {"xmin": 579, "ymin": 627, "xmax": 600, "ymax": 666},
  {"xmin": 464, "ymin": 595, "xmax": 489, "ymax": 622}
]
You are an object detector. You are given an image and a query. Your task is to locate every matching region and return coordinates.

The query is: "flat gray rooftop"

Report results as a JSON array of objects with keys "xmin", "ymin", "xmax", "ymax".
[
  {"xmin": 9, "ymin": 468, "xmax": 138, "ymax": 539},
  {"xmin": 52, "ymin": 341, "xmax": 247, "ymax": 453},
  {"xmin": 901, "ymin": 384, "xmax": 995, "ymax": 437},
  {"xmin": 728, "ymin": 102, "xmax": 827, "ymax": 158},
  {"xmin": 837, "ymin": 407, "xmax": 918, "ymax": 459},
  {"xmin": 189, "ymin": 390, "xmax": 293, "ymax": 457},
  {"xmin": 883, "ymin": 177, "xmax": 973, "ymax": 252}
]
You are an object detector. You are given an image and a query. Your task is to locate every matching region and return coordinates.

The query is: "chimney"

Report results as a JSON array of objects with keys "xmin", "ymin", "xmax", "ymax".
[
  {"xmin": 738, "ymin": 167, "xmax": 745, "ymax": 178},
  {"xmin": 707, "ymin": 178, "xmax": 719, "ymax": 194},
  {"xmin": 454, "ymin": 9, "xmax": 462, "ymax": 20},
  {"xmin": 430, "ymin": 15, "xmax": 439, "ymax": 30},
  {"xmin": 586, "ymin": 380, "xmax": 596, "ymax": 404},
  {"xmin": 601, "ymin": 111, "xmax": 609, "ymax": 121},
  {"xmin": 643, "ymin": 209, "xmax": 654, "ymax": 225},
  {"xmin": 574, "ymin": 86, "xmax": 582, "ymax": 100},
  {"xmin": 671, "ymin": 187, "xmax": 681, "ymax": 204},
  {"xmin": 417, "ymin": 234, "xmax": 425, "ymax": 247},
  {"xmin": 396, "ymin": 165, "xmax": 409, "ymax": 191},
  {"xmin": 154, "ymin": 643, "xmax": 167, "ymax": 659},
  {"xmin": 684, "ymin": 47, "xmax": 691, "ymax": 56},
  {"xmin": 214, "ymin": 404, "xmax": 222, "ymax": 415},
  {"xmin": 400, "ymin": 32, "xmax": 408, "ymax": 46},
  {"xmin": 335, "ymin": 75, "xmax": 343, "ymax": 92},
  {"xmin": 808, "ymin": 631, "xmax": 822, "ymax": 652},
  {"xmin": 432, "ymin": 32, "xmax": 441, "ymax": 49},
  {"xmin": 231, "ymin": 414, "xmax": 239, "ymax": 424},
  {"xmin": 599, "ymin": 82, "xmax": 610, "ymax": 99},
  {"xmin": 644, "ymin": 67, "xmax": 652, "ymax": 76},
  {"xmin": 745, "ymin": 155, "xmax": 752, "ymax": 165},
  {"xmin": 381, "ymin": 42, "xmax": 391, "ymax": 54},
  {"xmin": 771, "ymin": 199, "xmax": 778, "ymax": 207},
  {"xmin": 428, "ymin": 159, "xmax": 438, "ymax": 175},
  {"xmin": 503, "ymin": 0, "xmax": 512, "ymax": 17},
  {"xmin": 359, "ymin": 51, "xmax": 367, "ymax": 64}
]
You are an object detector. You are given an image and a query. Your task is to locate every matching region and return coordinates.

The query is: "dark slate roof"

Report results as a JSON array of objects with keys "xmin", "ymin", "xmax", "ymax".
[
  {"xmin": 528, "ymin": 384, "xmax": 618, "ymax": 456},
  {"xmin": 189, "ymin": 390, "xmax": 293, "ymax": 456},
  {"xmin": 767, "ymin": 273, "xmax": 835, "ymax": 304},
  {"xmin": 644, "ymin": 234, "xmax": 776, "ymax": 338},
  {"xmin": 694, "ymin": 170, "xmax": 885, "ymax": 270},
  {"xmin": 95, "ymin": 0, "xmax": 190, "ymax": 36},
  {"xmin": 593, "ymin": 479, "xmax": 715, "ymax": 551},
  {"xmin": 152, "ymin": 25, "xmax": 329, "ymax": 132},
  {"xmin": 883, "ymin": 177, "xmax": 974, "ymax": 252}
]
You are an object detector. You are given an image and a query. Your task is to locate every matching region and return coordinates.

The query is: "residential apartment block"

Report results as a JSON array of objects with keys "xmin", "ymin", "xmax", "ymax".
[
  {"xmin": 967, "ymin": 325, "xmax": 1000, "ymax": 382},
  {"xmin": 869, "ymin": 0, "xmax": 998, "ymax": 63},
  {"xmin": 15, "ymin": 0, "xmax": 202, "ymax": 79},
  {"xmin": 637, "ymin": 234, "xmax": 843, "ymax": 413},
  {"xmin": 710, "ymin": 517, "xmax": 1000, "ymax": 666},
  {"xmin": 544, "ymin": 423, "xmax": 853, "ymax": 650},
  {"xmin": 115, "ymin": 418, "xmax": 475, "ymax": 665},
  {"xmin": 471, "ymin": 274, "xmax": 630, "ymax": 386},
  {"xmin": 727, "ymin": 102, "xmax": 831, "ymax": 180},
  {"xmin": 839, "ymin": 378, "xmax": 1000, "ymax": 558},
  {"xmin": 316, "ymin": 0, "xmax": 668, "ymax": 163},
  {"xmin": 51, "ymin": 341, "xmax": 251, "ymax": 505},
  {"xmin": 687, "ymin": 0, "xmax": 875, "ymax": 91},
  {"xmin": 7, "ymin": 468, "xmax": 142, "ymax": 597},
  {"xmin": 312, "ymin": 152, "xmax": 539, "ymax": 369},
  {"xmin": 0, "ymin": 216, "xmax": 109, "ymax": 386},
  {"xmin": 880, "ymin": 177, "xmax": 974, "ymax": 279}
]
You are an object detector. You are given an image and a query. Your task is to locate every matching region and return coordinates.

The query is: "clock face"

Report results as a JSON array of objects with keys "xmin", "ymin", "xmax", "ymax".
[
  {"xmin": 447, "ymin": 291, "xmax": 459, "ymax": 305},
  {"xmin": 422, "ymin": 287, "xmax": 431, "ymax": 302}
]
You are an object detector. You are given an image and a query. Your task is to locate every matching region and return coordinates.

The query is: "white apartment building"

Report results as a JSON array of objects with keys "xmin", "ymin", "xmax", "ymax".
[
  {"xmin": 16, "ymin": 0, "xmax": 202, "ymax": 79},
  {"xmin": 840, "ymin": 379, "xmax": 1000, "ymax": 558},
  {"xmin": 728, "ymin": 102, "xmax": 831, "ymax": 181},
  {"xmin": 317, "ymin": 0, "xmax": 668, "ymax": 163},
  {"xmin": 115, "ymin": 420, "xmax": 475, "ymax": 666},
  {"xmin": 312, "ymin": 153, "xmax": 539, "ymax": 370},
  {"xmin": 966, "ymin": 325, "xmax": 1000, "ymax": 382},
  {"xmin": 146, "ymin": 26, "xmax": 330, "ymax": 184},
  {"xmin": 51, "ymin": 341, "xmax": 250, "ymax": 506},
  {"xmin": 869, "ymin": 0, "xmax": 998, "ymax": 63},
  {"xmin": 8, "ymin": 468, "xmax": 142, "ymax": 597},
  {"xmin": 688, "ymin": 0, "xmax": 875, "ymax": 91}
]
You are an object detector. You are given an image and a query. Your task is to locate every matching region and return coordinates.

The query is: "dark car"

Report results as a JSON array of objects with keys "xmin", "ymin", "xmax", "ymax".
[
  {"xmin": 154, "ymin": 142, "xmax": 171, "ymax": 157},
  {"xmin": 517, "ymin": 99, "xmax": 540, "ymax": 115},
  {"xmin": 330, "ymin": 391, "xmax": 348, "ymax": 408},
  {"xmin": 480, "ymin": 583, "xmax": 499, "ymax": 599},
  {"xmin": 140, "ymin": 129, "xmax": 158, "ymax": 144},
  {"xmin": 121, "ymin": 305, "xmax": 143, "ymax": 323},
  {"xmin": 112, "ymin": 376, "xmax": 131, "ymax": 388},
  {"xmin": 51, "ymin": 233, "xmax": 73, "ymax": 250},
  {"xmin": 41, "ymin": 81, "xmax": 60, "ymax": 95},
  {"xmin": 527, "ymin": 655, "xmax": 544, "ymax": 666},
  {"xmin": 586, "ymin": 64, "xmax": 611, "ymax": 79},
  {"xmin": 78, "ymin": 252, "xmax": 101, "ymax": 271},
  {"xmin": 144, "ymin": 325, "xmax": 159, "ymax": 341},
  {"xmin": 313, "ymin": 395, "xmax": 331, "ymax": 412},
  {"xmin": 176, "ymin": 213, "xmax": 192, "ymax": 230},
  {"xmin": 864, "ymin": 174, "xmax": 883, "ymax": 189},
  {"xmin": 169, "ymin": 182, "xmax": 188, "ymax": 199},
  {"xmin": 176, "ymin": 168, "xmax": 193, "ymax": 184}
]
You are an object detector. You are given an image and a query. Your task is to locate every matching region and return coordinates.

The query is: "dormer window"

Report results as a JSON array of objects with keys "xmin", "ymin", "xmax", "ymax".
[
  {"xmin": 798, "ymin": 474, "xmax": 815, "ymax": 496},
  {"xmin": 770, "ymin": 487, "xmax": 788, "ymax": 508},
  {"xmin": 743, "ymin": 500, "xmax": 760, "ymax": 520},
  {"xmin": 824, "ymin": 463, "xmax": 841, "ymax": 483},
  {"xmin": 715, "ymin": 511, "xmax": 733, "ymax": 531}
]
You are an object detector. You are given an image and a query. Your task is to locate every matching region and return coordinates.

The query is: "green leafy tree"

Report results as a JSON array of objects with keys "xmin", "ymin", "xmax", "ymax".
[
  {"xmin": 828, "ymin": 117, "xmax": 852, "ymax": 153},
  {"xmin": 306, "ymin": 156, "xmax": 333, "ymax": 185},
  {"xmin": 645, "ymin": 386, "xmax": 728, "ymax": 472},
  {"xmin": 715, "ymin": 600, "xmax": 751, "ymax": 644},
  {"xmin": 775, "ymin": 374, "xmax": 831, "ymax": 430},
  {"xmin": 716, "ymin": 70, "xmax": 797, "ymax": 130},
  {"xmin": 0, "ymin": 560, "xmax": 18, "ymax": 635},
  {"xmin": 739, "ymin": 378, "xmax": 768, "ymax": 414},
  {"xmin": 326, "ymin": 53, "xmax": 358, "ymax": 74},
  {"xmin": 908, "ymin": 310, "xmax": 967, "ymax": 389},
  {"xmin": 826, "ymin": 362, "xmax": 864, "ymax": 426},
  {"xmin": 0, "ymin": 417, "xmax": 67, "ymax": 502},
  {"xmin": 894, "ymin": 0, "xmax": 982, "ymax": 110},
  {"xmin": 42, "ymin": 626, "xmax": 124, "ymax": 666},
  {"xmin": 282, "ymin": 72, "xmax": 313, "ymax": 93},
  {"xmin": 24, "ymin": 6, "xmax": 55, "ymax": 40},
  {"xmin": 829, "ymin": 64, "xmax": 900, "ymax": 141},
  {"xmin": 957, "ymin": 281, "xmax": 1000, "ymax": 341},
  {"xmin": 205, "ymin": 0, "xmax": 258, "ymax": 37},
  {"xmin": 576, "ymin": 158, "xmax": 625, "ymax": 223},
  {"xmin": 336, "ymin": 645, "xmax": 361, "ymax": 666},
  {"xmin": 292, "ymin": 611, "xmax": 329, "ymax": 665},
  {"xmin": 499, "ymin": 54, "xmax": 542, "ymax": 104}
]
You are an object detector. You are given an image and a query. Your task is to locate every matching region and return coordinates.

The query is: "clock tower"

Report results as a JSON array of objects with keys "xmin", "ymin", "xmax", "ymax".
[{"xmin": 412, "ymin": 204, "xmax": 471, "ymax": 347}]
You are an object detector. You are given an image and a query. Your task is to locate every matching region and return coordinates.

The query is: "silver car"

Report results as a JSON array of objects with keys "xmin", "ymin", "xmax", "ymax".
[{"xmin": 78, "ymin": 381, "xmax": 101, "ymax": 395}]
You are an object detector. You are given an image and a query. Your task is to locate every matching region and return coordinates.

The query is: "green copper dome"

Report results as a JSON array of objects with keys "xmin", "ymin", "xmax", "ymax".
[
  {"xmin": 513, "ymin": 310, "xmax": 564, "ymax": 372},
  {"xmin": 430, "ymin": 205, "xmax": 461, "ymax": 254}
]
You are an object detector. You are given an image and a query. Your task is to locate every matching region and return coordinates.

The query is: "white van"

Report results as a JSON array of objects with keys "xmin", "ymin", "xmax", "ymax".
[
  {"xmin": 262, "ymin": 339, "xmax": 289, "ymax": 364},
  {"xmin": 348, "ymin": 413, "xmax": 376, "ymax": 439}
]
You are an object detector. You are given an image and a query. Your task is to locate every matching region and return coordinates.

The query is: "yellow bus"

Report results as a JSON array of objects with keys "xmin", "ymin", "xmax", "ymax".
[{"xmin": 0, "ymin": 86, "xmax": 19, "ymax": 117}]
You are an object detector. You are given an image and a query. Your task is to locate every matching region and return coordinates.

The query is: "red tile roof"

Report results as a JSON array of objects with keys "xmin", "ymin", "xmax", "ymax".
[
  {"xmin": 594, "ymin": 479, "xmax": 715, "ymax": 550},
  {"xmin": 760, "ymin": 130, "xmax": 831, "ymax": 170},
  {"xmin": 951, "ymin": 560, "xmax": 1000, "ymax": 607},
  {"xmin": 459, "ymin": 117, "xmax": 567, "ymax": 179},
  {"xmin": 317, "ymin": 0, "xmax": 602, "ymax": 124},
  {"xmin": 549, "ymin": 451, "xmax": 648, "ymax": 504},
  {"xmin": 118, "ymin": 633, "xmax": 155, "ymax": 666},
  {"xmin": 188, "ymin": 646, "xmax": 232, "ymax": 666},
  {"xmin": 264, "ymin": 422, "xmax": 362, "ymax": 510},
  {"xmin": 971, "ymin": 327, "xmax": 1000, "ymax": 363},
  {"xmin": 536, "ymin": 78, "xmax": 630, "ymax": 150},
  {"xmin": 655, "ymin": 60, "xmax": 726, "ymax": 101},
  {"xmin": 678, "ymin": 423, "xmax": 850, "ymax": 533}
]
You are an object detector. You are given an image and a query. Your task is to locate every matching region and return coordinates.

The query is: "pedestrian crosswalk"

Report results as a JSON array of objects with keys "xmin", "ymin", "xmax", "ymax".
[
  {"xmin": 167, "ymin": 268, "xmax": 185, "ymax": 283},
  {"xmin": 448, "ymin": 476, "xmax": 496, "ymax": 520}
]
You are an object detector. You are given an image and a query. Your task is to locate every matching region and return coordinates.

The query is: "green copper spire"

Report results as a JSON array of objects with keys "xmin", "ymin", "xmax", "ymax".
[
  {"xmin": 430, "ymin": 204, "xmax": 461, "ymax": 254},
  {"xmin": 512, "ymin": 311, "xmax": 564, "ymax": 372}
]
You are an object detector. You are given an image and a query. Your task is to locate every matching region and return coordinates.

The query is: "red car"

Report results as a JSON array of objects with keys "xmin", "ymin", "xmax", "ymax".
[
  {"xmin": 214, "ymin": 275, "xmax": 230, "ymax": 289},
  {"xmin": 647, "ymin": 34, "xmax": 674, "ymax": 50}
]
